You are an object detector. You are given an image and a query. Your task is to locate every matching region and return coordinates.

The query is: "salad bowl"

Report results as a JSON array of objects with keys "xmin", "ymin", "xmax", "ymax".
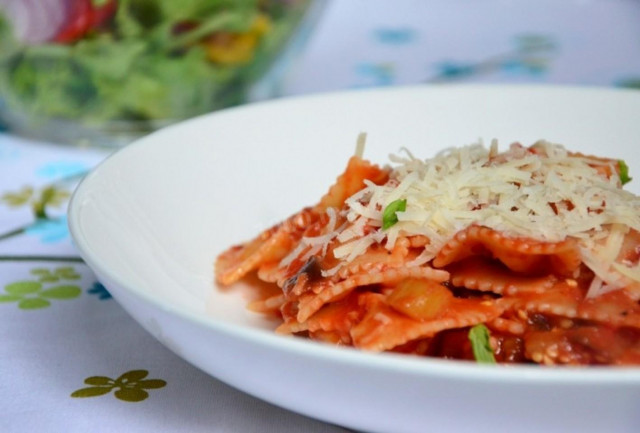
[{"xmin": 0, "ymin": 0, "xmax": 324, "ymax": 146}]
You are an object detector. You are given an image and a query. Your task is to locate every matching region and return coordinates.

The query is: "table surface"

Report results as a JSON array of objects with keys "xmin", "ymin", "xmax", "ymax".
[{"xmin": 1, "ymin": 1, "xmax": 640, "ymax": 432}]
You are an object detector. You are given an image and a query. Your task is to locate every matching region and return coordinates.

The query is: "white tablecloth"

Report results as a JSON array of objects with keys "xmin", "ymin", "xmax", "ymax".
[{"xmin": 1, "ymin": 1, "xmax": 639, "ymax": 432}]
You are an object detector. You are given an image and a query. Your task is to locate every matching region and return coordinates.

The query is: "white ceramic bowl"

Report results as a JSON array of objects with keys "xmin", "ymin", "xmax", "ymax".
[{"xmin": 69, "ymin": 85, "xmax": 640, "ymax": 433}]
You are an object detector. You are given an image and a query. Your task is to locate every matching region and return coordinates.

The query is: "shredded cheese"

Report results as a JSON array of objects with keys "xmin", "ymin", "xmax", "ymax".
[
  {"xmin": 285, "ymin": 139, "xmax": 640, "ymax": 293},
  {"xmin": 320, "ymin": 139, "xmax": 640, "ymax": 291}
]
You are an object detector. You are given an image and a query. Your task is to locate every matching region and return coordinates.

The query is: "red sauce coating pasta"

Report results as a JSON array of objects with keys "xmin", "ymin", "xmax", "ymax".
[{"xmin": 215, "ymin": 138, "xmax": 640, "ymax": 365}]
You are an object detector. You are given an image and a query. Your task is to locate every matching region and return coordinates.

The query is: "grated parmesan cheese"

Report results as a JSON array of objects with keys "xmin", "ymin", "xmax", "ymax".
[
  {"xmin": 319, "ymin": 139, "xmax": 640, "ymax": 291},
  {"xmin": 288, "ymin": 139, "xmax": 640, "ymax": 293}
]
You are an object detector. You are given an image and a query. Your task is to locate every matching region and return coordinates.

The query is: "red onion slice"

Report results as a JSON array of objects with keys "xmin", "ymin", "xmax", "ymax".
[{"xmin": 0, "ymin": 0, "xmax": 70, "ymax": 43}]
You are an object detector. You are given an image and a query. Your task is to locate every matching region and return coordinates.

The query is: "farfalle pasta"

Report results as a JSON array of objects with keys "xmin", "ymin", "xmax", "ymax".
[{"xmin": 215, "ymin": 135, "xmax": 640, "ymax": 365}]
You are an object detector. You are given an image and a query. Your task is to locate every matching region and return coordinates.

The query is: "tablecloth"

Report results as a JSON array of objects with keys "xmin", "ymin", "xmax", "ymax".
[{"xmin": 1, "ymin": 1, "xmax": 639, "ymax": 432}]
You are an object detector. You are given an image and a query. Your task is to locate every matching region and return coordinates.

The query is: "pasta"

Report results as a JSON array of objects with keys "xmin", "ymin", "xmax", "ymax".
[{"xmin": 215, "ymin": 135, "xmax": 640, "ymax": 365}]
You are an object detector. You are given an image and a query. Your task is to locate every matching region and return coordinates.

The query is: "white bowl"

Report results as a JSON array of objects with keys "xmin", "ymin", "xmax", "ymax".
[{"xmin": 69, "ymin": 85, "xmax": 640, "ymax": 433}]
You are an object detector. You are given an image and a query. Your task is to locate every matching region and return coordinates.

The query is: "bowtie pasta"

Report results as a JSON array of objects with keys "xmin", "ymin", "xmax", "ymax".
[{"xmin": 216, "ymin": 136, "xmax": 640, "ymax": 365}]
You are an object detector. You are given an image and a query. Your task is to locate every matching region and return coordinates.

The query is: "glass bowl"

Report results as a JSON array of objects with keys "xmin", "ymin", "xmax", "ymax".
[{"xmin": 0, "ymin": 0, "xmax": 324, "ymax": 147}]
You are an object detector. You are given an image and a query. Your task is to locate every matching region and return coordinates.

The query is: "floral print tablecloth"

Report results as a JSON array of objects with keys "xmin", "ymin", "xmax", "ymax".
[{"xmin": 1, "ymin": 1, "xmax": 639, "ymax": 432}]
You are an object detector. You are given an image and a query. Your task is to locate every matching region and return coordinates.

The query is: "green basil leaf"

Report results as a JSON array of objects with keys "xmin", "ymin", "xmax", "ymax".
[
  {"xmin": 468, "ymin": 324, "xmax": 496, "ymax": 364},
  {"xmin": 619, "ymin": 160, "xmax": 632, "ymax": 185},
  {"xmin": 382, "ymin": 199, "xmax": 407, "ymax": 230}
]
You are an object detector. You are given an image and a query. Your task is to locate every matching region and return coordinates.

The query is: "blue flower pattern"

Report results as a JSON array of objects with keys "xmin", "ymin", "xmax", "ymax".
[
  {"xmin": 373, "ymin": 28, "xmax": 416, "ymax": 45},
  {"xmin": 25, "ymin": 216, "xmax": 70, "ymax": 244},
  {"xmin": 353, "ymin": 63, "xmax": 396, "ymax": 87},
  {"xmin": 88, "ymin": 282, "xmax": 112, "ymax": 300},
  {"xmin": 36, "ymin": 161, "xmax": 88, "ymax": 180},
  {"xmin": 354, "ymin": 29, "xmax": 559, "ymax": 86}
]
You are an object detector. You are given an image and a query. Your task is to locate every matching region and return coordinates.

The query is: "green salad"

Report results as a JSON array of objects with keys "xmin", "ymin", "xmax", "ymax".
[{"xmin": 0, "ymin": 0, "xmax": 311, "ymax": 129}]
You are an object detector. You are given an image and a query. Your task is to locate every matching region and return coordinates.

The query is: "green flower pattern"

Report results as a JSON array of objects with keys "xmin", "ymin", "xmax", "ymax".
[
  {"xmin": 71, "ymin": 370, "xmax": 167, "ymax": 402},
  {"xmin": 0, "ymin": 266, "xmax": 81, "ymax": 309},
  {"xmin": 1, "ymin": 185, "xmax": 70, "ymax": 220},
  {"xmin": 31, "ymin": 266, "xmax": 80, "ymax": 282},
  {"xmin": 0, "ymin": 184, "xmax": 72, "ymax": 242}
]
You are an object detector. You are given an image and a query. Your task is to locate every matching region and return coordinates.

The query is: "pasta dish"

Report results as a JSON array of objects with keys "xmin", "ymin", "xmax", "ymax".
[{"xmin": 215, "ymin": 134, "xmax": 640, "ymax": 365}]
